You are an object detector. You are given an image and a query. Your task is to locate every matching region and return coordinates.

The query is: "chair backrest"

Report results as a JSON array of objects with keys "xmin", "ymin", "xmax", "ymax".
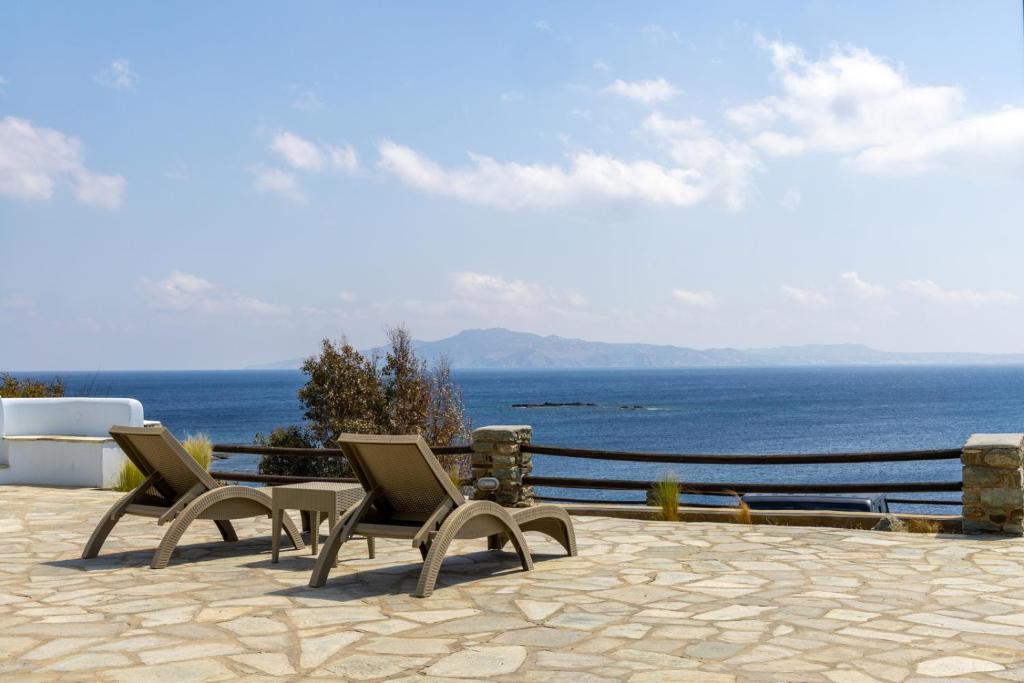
[
  {"xmin": 109, "ymin": 425, "xmax": 218, "ymax": 498},
  {"xmin": 338, "ymin": 433, "xmax": 465, "ymax": 521}
]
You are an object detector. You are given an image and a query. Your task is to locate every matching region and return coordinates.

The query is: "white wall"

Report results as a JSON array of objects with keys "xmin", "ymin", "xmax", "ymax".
[
  {"xmin": 0, "ymin": 398, "xmax": 146, "ymax": 488},
  {"xmin": 1, "ymin": 398, "xmax": 143, "ymax": 437}
]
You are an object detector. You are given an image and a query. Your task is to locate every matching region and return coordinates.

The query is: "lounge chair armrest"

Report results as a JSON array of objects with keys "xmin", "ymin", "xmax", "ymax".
[
  {"xmin": 109, "ymin": 471, "xmax": 163, "ymax": 521},
  {"xmin": 412, "ymin": 499, "xmax": 455, "ymax": 548},
  {"xmin": 157, "ymin": 482, "xmax": 207, "ymax": 526}
]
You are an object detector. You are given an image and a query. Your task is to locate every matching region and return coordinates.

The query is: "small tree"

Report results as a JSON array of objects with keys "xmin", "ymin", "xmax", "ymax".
[
  {"xmin": 380, "ymin": 327, "xmax": 431, "ymax": 435},
  {"xmin": 256, "ymin": 425, "xmax": 349, "ymax": 478},
  {"xmin": 1, "ymin": 373, "xmax": 65, "ymax": 398},
  {"xmin": 298, "ymin": 338, "xmax": 385, "ymax": 446},
  {"xmin": 258, "ymin": 325, "xmax": 470, "ymax": 478}
]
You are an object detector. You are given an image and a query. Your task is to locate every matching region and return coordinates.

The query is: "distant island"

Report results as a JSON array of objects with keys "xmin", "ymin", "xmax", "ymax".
[{"xmin": 248, "ymin": 328, "xmax": 1024, "ymax": 370}]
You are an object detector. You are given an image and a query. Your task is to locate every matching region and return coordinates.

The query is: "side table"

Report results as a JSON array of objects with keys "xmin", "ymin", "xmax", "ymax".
[{"xmin": 271, "ymin": 482, "xmax": 375, "ymax": 562}]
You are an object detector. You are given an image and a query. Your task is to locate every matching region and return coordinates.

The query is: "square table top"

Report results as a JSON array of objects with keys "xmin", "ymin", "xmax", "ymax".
[{"xmin": 271, "ymin": 481, "xmax": 365, "ymax": 511}]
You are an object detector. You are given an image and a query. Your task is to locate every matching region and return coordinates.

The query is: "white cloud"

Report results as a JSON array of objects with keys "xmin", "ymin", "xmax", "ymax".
[
  {"xmin": 850, "ymin": 108, "xmax": 1024, "ymax": 176},
  {"xmin": 251, "ymin": 166, "xmax": 305, "ymax": 203},
  {"xmin": 146, "ymin": 270, "xmax": 285, "ymax": 315},
  {"xmin": 451, "ymin": 272, "xmax": 548, "ymax": 306},
  {"xmin": 0, "ymin": 292, "xmax": 33, "ymax": 310},
  {"xmin": 165, "ymin": 158, "xmax": 190, "ymax": 181},
  {"xmin": 270, "ymin": 131, "xmax": 324, "ymax": 171},
  {"xmin": 377, "ymin": 134, "xmax": 752, "ymax": 210},
  {"xmin": 641, "ymin": 113, "xmax": 758, "ymax": 210},
  {"xmin": 0, "ymin": 75, "xmax": 7, "ymax": 93},
  {"xmin": 535, "ymin": 20, "xmax": 552, "ymax": 33},
  {"xmin": 780, "ymin": 187, "xmax": 801, "ymax": 209},
  {"xmin": 603, "ymin": 78, "xmax": 680, "ymax": 104},
  {"xmin": 337, "ymin": 290, "xmax": 357, "ymax": 303},
  {"xmin": 500, "ymin": 91, "xmax": 523, "ymax": 103},
  {"xmin": 70, "ymin": 171, "xmax": 126, "ymax": 209},
  {"xmin": 729, "ymin": 39, "xmax": 962, "ymax": 155},
  {"xmin": 729, "ymin": 38, "xmax": 1024, "ymax": 177},
  {"xmin": 450, "ymin": 272, "xmax": 586, "ymax": 311},
  {"xmin": 93, "ymin": 59, "xmax": 137, "ymax": 90},
  {"xmin": 269, "ymin": 130, "xmax": 358, "ymax": 175},
  {"xmin": 841, "ymin": 271, "xmax": 888, "ymax": 298},
  {"xmin": 593, "ymin": 60, "xmax": 609, "ymax": 72},
  {"xmin": 327, "ymin": 144, "xmax": 359, "ymax": 174},
  {"xmin": 781, "ymin": 285, "xmax": 830, "ymax": 308},
  {"xmin": 899, "ymin": 279, "xmax": 1017, "ymax": 304},
  {"xmin": 672, "ymin": 289, "xmax": 717, "ymax": 309},
  {"xmin": 292, "ymin": 88, "xmax": 324, "ymax": 112},
  {"xmin": 641, "ymin": 24, "xmax": 681, "ymax": 44},
  {"xmin": 0, "ymin": 116, "xmax": 125, "ymax": 208}
]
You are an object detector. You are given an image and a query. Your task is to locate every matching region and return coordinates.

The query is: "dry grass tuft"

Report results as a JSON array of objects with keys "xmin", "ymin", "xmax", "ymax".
[
  {"xmin": 182, "ymin": 433, "xmax": 213, "ymax": 470},
  {"xmin": 726, "ymin": 491, "xmax": 753, "ymax": 525},
  {"xmin": 905, "ymin": 518, "xmax": 942, "ymax": 534},
  {"xmin": 114, "ymin": 432, "xmax": 212, "ymax": 492},
  {"xmin": 650, "ymin": 474, "xmax": 680, "ymax": 522},
  {"xmin": 736, "ymin": 500, "xmax": 753, "ymax": 525},
  {"xmin": 115, "ymin": 459, "xmax": 146, "ymax": 493}
]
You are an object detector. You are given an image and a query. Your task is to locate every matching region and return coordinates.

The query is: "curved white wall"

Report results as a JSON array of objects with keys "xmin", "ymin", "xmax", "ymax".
[
  {"xmin": 0, "ymin": 397, "xmax": 146, "ymax": 488},
  {"xmin": 1, "ymin": 397, "xmax": 144, "ymax": 436}
]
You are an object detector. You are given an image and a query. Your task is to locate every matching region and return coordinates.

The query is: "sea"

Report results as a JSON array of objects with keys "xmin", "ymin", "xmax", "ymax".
[{"xmin": 22, "ymin": 366, "xmax": 1024, "ymax": 514}]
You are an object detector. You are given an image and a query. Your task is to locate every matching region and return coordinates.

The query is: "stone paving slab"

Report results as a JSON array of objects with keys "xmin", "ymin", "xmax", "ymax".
[{"xmin": 2, "ymin": 485, "xmax": 1024, "ymax": 681}]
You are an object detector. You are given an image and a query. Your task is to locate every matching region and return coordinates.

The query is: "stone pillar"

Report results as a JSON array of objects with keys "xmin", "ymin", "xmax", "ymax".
[
  {"xmin": 961, "ymin": 433, "xmax": 1024, "ymax": 535},
  {"xmin": 471, "ymin": 425, "xmax": 534, "ymax": 507}
]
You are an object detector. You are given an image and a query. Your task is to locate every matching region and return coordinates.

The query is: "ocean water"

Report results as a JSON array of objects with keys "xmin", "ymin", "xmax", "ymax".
[{"xmin": 29, "ymin": 366, "xmax": 1024, "ymax": 513}]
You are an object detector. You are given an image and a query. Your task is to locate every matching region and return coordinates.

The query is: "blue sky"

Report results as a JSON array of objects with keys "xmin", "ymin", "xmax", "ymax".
[{"xmin": 2, "ymin": 2, "xmax": 1024, "ymax": 369}]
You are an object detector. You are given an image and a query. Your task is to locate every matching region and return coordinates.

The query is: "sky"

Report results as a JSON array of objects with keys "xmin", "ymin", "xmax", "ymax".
[{"xmin": 2, "ymin": 2, "xmax": 1024, "ymax": 370}]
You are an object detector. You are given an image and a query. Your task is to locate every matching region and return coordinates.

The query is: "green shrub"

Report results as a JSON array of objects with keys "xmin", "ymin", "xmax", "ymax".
[
  {"xmin": 650, "ymin": 473, "xmax": 680, "ymax": 522},
  {"xmin": 113, "ymin": 432, "xmax": 212, "ymax": 492},
  {"xmin": 256, "ymin": 425, "xmax": 351, "ymax": 479},
  {"xmin": 1, "ymin": 373, "xmax": 64, "ymax": 398}
]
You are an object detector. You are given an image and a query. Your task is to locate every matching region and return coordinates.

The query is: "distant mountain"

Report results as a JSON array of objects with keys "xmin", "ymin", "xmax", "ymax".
[{"xmin": 249, "ymin": 328, "xmax": 1024, "ymax": 370}]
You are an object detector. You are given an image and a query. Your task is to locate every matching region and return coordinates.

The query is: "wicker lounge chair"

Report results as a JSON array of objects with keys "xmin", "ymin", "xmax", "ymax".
[
  {"xmin": 82, "ymin": 426, "xmax": 303, "ymax": 569},
  {"xmin": 308, "ymin": 433, "xmax": 576, "ymax": 597}
]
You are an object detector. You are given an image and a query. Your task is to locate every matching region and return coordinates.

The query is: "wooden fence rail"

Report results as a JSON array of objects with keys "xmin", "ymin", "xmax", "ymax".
[
  {"xmin": 520, "ymin": 444, "xmax": 962, "ymax": 465},
  {"xmin": 523, "ymin": 475, "xmax": 961, "ymax": 495},
  {"xmin": 213, "ymin": 444, "xmax": 472, "ymax": 458},
  {"xmin": 210, "ymin": 442, "xmax": 963, "ymax": 505}
]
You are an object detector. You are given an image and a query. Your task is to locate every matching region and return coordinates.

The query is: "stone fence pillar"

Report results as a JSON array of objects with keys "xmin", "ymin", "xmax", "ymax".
[
  {"xmin": 470, "ymin": 425, "xmax": 534, "ymax": 507},
  {"xmin": 962, "ymin": 433, "xmax": 1024, "ymax": 535}
]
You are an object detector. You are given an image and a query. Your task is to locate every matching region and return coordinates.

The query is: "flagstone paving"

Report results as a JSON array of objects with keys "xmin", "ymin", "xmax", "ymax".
[{"xmin": 2, "ymin": 485, "xmax": 1024, "ymax": 682}]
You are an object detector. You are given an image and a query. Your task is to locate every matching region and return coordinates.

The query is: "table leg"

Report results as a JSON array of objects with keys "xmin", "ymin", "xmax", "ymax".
[
  {"xmin": 310, "ymin": 510, "xmax": 319, "ymax": 556},
  {"xmin": 271, "ymin": 507, "xmax": 281, "ymax": 564},
  {"xmin": 367, "ymin": 536, "xmax": 375, "ymax": 559},
  {"xmin": 327, "ymin": 505, "xmax": 338, "ymax": 567}
]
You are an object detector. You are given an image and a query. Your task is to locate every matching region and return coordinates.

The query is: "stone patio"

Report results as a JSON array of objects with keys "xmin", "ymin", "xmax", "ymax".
[{"xmin": 3, "ymin": 486, "xmax": 1024, "ymax": 682}]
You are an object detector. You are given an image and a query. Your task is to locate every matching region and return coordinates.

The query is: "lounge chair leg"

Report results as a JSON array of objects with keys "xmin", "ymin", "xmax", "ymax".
[
  {"xmin": 516, "ymin": 511, "xmax": 578, "ymax": 557},
  {"xmin": 151, "ymin": 512, "xmax": 195, "ymax": 569},
  {"xmin": 414, "ymin": 508, "xmax": 533, "ymax": 598},
  {"xmin": 82, "ymin": 507, "xmax": 125, "ymax": 559},
  {"xmin": 215, "ymin": 519, "xmax": 238, "ymax": 542},
  {"xmin": 505, "ymin": 527, "xmax": 533, "ymax": 572},
  {"xmin": 308, "ymin": 511, "xmax": 354, "ymax": 587}
]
